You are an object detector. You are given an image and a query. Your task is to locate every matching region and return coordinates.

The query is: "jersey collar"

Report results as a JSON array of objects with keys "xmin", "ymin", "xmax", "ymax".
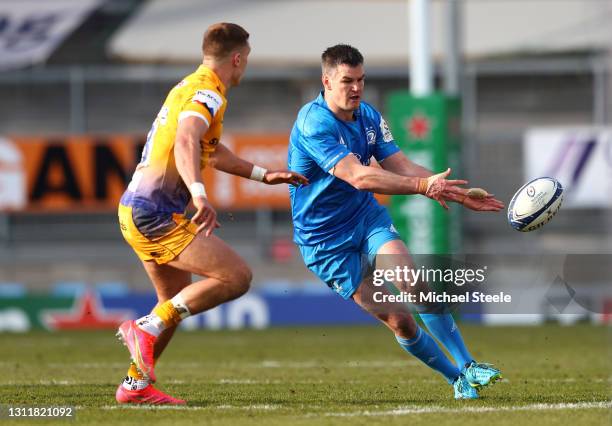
[{"xmin": 196, "ymin": 65, "xmax": 227, "ymax": 95}]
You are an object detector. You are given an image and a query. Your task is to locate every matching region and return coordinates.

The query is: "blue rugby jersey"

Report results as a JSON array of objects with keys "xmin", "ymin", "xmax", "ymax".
[{"xmin": 288, "ymin": 92, "xmax": 400, "ymax": 245}]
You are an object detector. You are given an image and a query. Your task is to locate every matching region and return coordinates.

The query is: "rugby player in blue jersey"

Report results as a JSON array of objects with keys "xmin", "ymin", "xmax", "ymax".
[{"xmin": 288, "ymin": 44, "xmax": 505, "ymax": 399}]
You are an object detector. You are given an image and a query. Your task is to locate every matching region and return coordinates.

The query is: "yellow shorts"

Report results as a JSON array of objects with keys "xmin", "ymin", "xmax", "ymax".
[{"xmin": 118, "ymin": 204, "xmax": 197, "ymax": 264}]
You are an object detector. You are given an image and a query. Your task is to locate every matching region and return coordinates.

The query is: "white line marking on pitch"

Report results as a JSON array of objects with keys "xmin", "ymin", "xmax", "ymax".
[
  {"xmin": 100, "ymin": 406, "xmax": 207, "ymax": 411},
  {"xmin": 258, "ymin": 360, "xmax": 417, "ymax": 368},
  {"xmin": 216, "ymin": 404, "xmax": 280, "ymax": 410},
  {"xmin": 99, "ymin": 404, "xmax": 281, "ymax": 411},
  {"xmin": 89, "ymin": 401, "xmax": 611, "ymax": 414},
  {"xmin": 218, "ymin": 379, "xmax": 283, "ymax": 384},
  {"xmin": 1, "ymin": 377, "xmax": 608, "ymax": 386},
  {"xmin": 47, "ymin": 362, "xmax": 128, "ymax": 368},
  {"xmin": 215, "ymin": 378, "xmax": 439, "ymax": 385},
  {"xmin": 37, "ymin": 359, "xmax": 418, "ymax": 369},
  {"xmin": 516, "ymin": 378, "xmax": 608, "ymax": 383},
  {"xmin": 317, "ymin": 401, "xmax": 612, "ymax": 417},
  {"xmin": 0, "ymin": 379, "xmax": 83, "ymax": 385}
]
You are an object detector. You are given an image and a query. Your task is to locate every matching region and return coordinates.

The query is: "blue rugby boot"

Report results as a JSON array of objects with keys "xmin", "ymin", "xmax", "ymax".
[
  {"xmin": 463, "ymin": 361, "xmax": 502, "ymax": 389},
  {"xmin": 453, "ymin": 374, "xmax": 479, "ymax": 399}
]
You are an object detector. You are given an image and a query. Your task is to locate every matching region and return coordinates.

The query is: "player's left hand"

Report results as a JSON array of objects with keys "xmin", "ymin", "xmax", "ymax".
[
  {"xmin": 263, "ymin": 170, "xmax": 309, "ymax": 186},
  {"xmin": 423, "ymin": 168, "xmax": 468, "ymax": 210},
  {"xmin": 443, "ymin": 188, "xmax": 505, "ymax": 212},
  {"xmin": 462, "ymin": 194, "xmax": 505, "ymax": 211}
]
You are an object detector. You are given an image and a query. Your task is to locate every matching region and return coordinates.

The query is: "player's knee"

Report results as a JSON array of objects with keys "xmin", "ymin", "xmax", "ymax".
[
  {"xmin": 231, "ymin": 265, "xmax": 252, "ymax": 297},
  {"xmin": 388, "ymin": 315, "xmax": 417, "ymax": 339}
]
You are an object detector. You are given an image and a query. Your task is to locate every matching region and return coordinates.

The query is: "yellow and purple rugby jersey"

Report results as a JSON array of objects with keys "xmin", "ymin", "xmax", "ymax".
[{"xmin": 120, "ymin": 65, "xmax": 227, "ymax": 237}]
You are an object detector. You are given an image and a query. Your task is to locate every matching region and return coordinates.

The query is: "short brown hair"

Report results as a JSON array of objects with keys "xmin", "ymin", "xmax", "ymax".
[
  {"xmin": 322, "ymin": 44, "xmax": 363, "ymax": 74},
  {"xmin": 202, "ymin": 23, "xmax": 249, "ymax": 59}
]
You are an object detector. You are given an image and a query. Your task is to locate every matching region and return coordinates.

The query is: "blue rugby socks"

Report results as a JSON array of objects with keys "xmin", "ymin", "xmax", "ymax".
[
  {"xmin": 419, "ymin": 313, "xmax": 473, "ymax": 368},
  {"xmin": 396, "ymin": 327, "xmax": 461, "ymax": 383}
]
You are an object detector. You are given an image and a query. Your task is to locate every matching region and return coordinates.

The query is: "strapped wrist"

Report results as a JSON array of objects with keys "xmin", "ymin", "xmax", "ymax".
[
  {"xmin": 417, "ymin": 178, "xmax": 429, "ymax": 194},
  {"xmin": 189, "ymin": 182, "xmax": 207, "ymax": 198},
  {"xmin": 250, "ymin": 165, "xmax": 267, "ymax": 182}
]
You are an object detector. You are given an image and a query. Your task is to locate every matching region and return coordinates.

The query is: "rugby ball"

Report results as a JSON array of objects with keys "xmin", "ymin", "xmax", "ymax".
[{"xmin": 507, "ymin": 177, "xmax": 563, "ymax": 232}]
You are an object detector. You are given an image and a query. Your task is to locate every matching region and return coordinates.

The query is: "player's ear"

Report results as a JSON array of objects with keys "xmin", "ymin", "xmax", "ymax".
[
  {"xmin": 322, "ymin": 73, "xmax": 332, "ymax": 91},
  {"xmin": 232, "ymin": 52, "xmax": 241, "ymax": 67}
]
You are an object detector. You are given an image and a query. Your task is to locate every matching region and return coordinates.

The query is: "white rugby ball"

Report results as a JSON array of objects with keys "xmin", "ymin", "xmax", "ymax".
[{"xmin": 507, "ymin": 177, "xmax": 564, "ymax": 232}]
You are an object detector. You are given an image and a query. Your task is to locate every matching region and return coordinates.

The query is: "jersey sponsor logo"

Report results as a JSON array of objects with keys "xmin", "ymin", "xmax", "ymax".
[
  {"xmin": 193, "ymin": 89, "xmax": 223, "ymax": 117},
  {"xmin": 380, "ymin": 117, "xmax": 394, "ymax": 143},
  {"xmin": 339, "ymin": 136, "xmax": 346, "ymax": 145},
  {"xmin": 366, "ymin": 129, "xmax": 376, "ymax": 144}
]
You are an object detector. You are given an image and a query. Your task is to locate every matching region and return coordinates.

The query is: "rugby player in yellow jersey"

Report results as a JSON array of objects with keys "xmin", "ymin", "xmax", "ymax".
[{"xmin": 115, "ymin": 22, "xmax": 308, "ymax": 405}]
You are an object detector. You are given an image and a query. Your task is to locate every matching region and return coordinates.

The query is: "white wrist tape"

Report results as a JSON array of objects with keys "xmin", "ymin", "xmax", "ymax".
[
  {"xmin": 250, "ymin": 165, "xmax": 267, "ymax": 182},
  {"xmin": 189, "ymin": 182, "xmax": 207, "ymax": 198}
]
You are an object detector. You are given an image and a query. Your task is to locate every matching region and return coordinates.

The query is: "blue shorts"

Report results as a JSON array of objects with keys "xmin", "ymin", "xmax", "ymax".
[{"xmin": 298, "ymin": 205, "xmax": 401, "ymax": 300}]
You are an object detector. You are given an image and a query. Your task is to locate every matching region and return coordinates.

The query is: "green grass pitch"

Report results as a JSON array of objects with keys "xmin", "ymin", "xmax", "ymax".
[{"xmin": 0, "ymin": 324, "xmax": 609, "ymax": 425}]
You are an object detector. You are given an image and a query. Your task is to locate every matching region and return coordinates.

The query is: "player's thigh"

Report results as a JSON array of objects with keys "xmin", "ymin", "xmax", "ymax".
[
  {"xmin": 376, "ymin": 238, "xmax": 410, "ymax": 256},
  {"xmin": 375, "ymin": 238, "xmax": 414, "ymax": 288},
  {"xmin": 141, "ymin": 260, "xmax": 192, "ymax": 302},
  {"xmin": 167, "ymin": 232, "xmax": 252, "ymax": 285},
  {"xmin": 375, "ymin": 239, "xmax": 431, "ymax": 294},
  {"xmin": 375, "ymin": 240, "xmax": 443, "ymax": 313}
]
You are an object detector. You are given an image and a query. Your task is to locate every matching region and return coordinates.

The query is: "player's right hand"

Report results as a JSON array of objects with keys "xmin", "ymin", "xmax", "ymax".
[
  {"xmin": 262, "ymin": 170, "xmax": 309, "ymax": 186},
  {"xmin": 191, "ymin": 196, "xmax": 220, "ymax": 236},
  {"xmin": 421, "ymin": 168, "xmax": 468, "ymax": 210}
]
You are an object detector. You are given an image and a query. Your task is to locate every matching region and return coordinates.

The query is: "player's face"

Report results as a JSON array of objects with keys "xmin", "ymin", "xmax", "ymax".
[
  {"xmin": 231, "ymin": 43, "xmax": 251, "ymax": 86},
  {"xmin": 324, "ymin": 64, "xmax": 365, "ymax": 114}
]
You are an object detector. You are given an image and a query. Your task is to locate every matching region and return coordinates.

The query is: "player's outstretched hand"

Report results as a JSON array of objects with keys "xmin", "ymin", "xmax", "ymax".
[
  {"xmin": 442, "ymin": 186, "xmax": 505, "ymax": 212},
  {"xmin": 263, "ymin": 170, "xmax": 309, "ymax": 186},
  {"xmin": 462, "ymin": 194, "xmax": 505, "ymax": 211},
  {"xmin": 191, "ymin": 196, "xmax": 220, "ymax": 236},
  {"xmin": 422, "ymin": 168, "xmax": 468, "ymax": 210}
]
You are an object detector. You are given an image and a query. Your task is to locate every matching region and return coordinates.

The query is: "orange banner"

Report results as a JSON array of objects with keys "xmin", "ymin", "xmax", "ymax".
[
  {"xmin": 202, "ymin": 134, "xmax": 294, "ymax": 209},
  {"xmin": 1, "ymin": 135, "xmax": 143, "ymax": 212},
  {"xmin": 0, "ymin": 134, "xmax": 387, "ymax": 212},
  {"xmin": 0, "ymin": 134, "xmax": 291, "ymax": 212}
]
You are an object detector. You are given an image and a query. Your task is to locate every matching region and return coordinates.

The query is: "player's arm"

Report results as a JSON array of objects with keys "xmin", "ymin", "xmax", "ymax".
[
  {"xmin": 379, "ymin": 151, "xmax": 432, "ymax": 178},
  {"xmin": 174, "ymin": 116, "xmax": 218, "ymax": 236},
  {"xmin": 371, "ymin": 115, "xmax": 431, "ymax": 178},
  {"xmin": 210, "ymin": 143, "xmax": 309, "ymax": 186},
  {"xmin": 378, "ymin": 151, "xmax": 504, "ymax": 212},
  {"xmin": 332, "ymin": 154, "xmax": 465, "ymax": 209}
]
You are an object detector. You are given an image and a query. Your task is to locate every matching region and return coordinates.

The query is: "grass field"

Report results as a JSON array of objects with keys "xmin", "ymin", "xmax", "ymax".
[{"xmin": 0, "ymin": 324, "xmax": 610, "ymax": 425}]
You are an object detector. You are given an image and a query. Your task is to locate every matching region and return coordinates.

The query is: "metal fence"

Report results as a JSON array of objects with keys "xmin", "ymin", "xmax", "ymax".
[{"xmin": 0, "ymin": 54, "xmax": 610, "ymax": 257}]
